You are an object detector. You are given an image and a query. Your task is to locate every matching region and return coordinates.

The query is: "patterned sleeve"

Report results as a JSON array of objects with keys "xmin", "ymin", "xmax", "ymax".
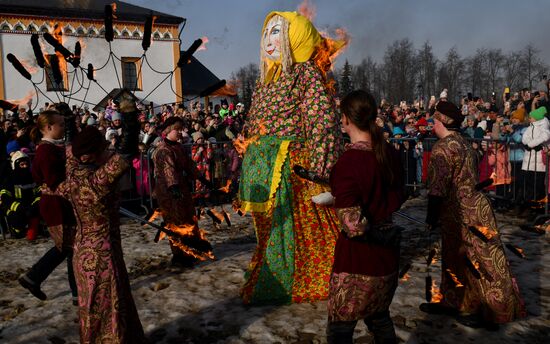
[
  {"xmin": 299, "ymin": 63, "xmax": 343, "ymax": 180},
  {"xmin": 155, "ymin": 147, "xmax": 179, "ymax": 187},
  {"xmin": 427, "ymin": 143, "xmax": 452, "ymax": 197},
  {"xmin": 90, "ymin": 153, "xmax": 129, "ymax": 197}
]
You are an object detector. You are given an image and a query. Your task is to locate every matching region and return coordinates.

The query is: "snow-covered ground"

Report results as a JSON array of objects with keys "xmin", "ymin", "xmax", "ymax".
[{"xmin": 0, "ymin": 198, "xmax": 548, "ymax": 343}]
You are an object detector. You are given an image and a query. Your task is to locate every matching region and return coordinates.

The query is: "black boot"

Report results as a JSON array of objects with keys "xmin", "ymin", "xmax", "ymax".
[
  {"xmin": 365, "ymin": 311, "xmax": 397, "ymax": 344},
  {"xmin": 326, "ymin": 320, "xmax": 356, "ymax": 344}
]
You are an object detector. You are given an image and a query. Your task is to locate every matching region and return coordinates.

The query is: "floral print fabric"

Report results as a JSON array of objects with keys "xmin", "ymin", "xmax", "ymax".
[
  {"xmin": 427, "ymin": 132, "xmax": 526, "ymax": 323},
  {"xmin": 240, "ymin": 61, "xmax": 342, "ymax": 304},
  {"xmin": 57, "ymin": 154, "xmax": 146, "ymax": 344}
]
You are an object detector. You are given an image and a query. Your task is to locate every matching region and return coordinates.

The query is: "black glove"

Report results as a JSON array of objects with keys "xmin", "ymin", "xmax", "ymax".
[
  {"xmin": 426, "ymin": 195, "xmax": 444, "ymax": 227},
  {"xmin": 168, "ymin": 185, "xmax": 183, "ymax": 200},
  {"xmin": 292, "ymin": 165, "xmax": 329, "ymax": 186}
]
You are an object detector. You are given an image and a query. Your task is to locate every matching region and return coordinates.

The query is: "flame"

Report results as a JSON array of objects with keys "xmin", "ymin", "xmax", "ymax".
[
  {"xmin": 7, "ymin": 90, "xmax": 36, "ymax": 108},
  {"xmin": 232, "ymin": 199, "xmax": 246, "ymax": 216},
  {"xmin": 197, "ymin": 36, "xmax": 209, "ymax": 51},
  {"xmin": 165, "ymin": 222, "xmax": 214, "ymax": 261},
  {"xmin": 19, "ymin": 59, "xmax": 39, "ymax": 74},
  {"xmin": 233, "ymin": 133, "xmax": 259, "ymax": 156},
  {"xmin": 297, "ymin": 0, "xmax": 317, "ymax": 21},
  {"xmin": 51, "ymin": 23, "xmax": 62, "ymax": 42},
  {"xmin": 111, "ymin": 3, "xmax": 118, "ymax": 19},
  {"xmin": 401, "ymin": 273, "xmax": 410, "ymax": 281},
  {"xmin": 430, "ymin": 279, "xmax": 443, "ymax": 303},
  {"xmin": 145, "ymin": 209, "xmax": 163, "ymax": 225},
  {"xmin": 446, "ymin": 269, "xmax": 464, "ymax": 287},
  {"xmin": 311, "ymin": 28, "xmax": 350, "ymax": 94},
  {"xmin": 218, "ymin": 180, "xmax": 232, "ymax": 193},
  {"xmin": 472, "ymin": 225, "xmax": 495, "ymax": 241}
]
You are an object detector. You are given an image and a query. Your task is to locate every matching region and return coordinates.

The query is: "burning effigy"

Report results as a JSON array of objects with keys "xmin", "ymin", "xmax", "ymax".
[{"xmin": 237, "ymin": 8, "xmax": 347, "ymax": 304}]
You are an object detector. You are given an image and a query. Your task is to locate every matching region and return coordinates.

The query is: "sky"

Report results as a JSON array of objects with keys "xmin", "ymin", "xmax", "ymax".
[{"xmin": 125, "ymin": 0, "xmax": 550, "ymax": 80}]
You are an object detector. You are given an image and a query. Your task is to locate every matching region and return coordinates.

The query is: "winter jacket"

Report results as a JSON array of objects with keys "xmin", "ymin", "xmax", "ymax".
[{"xmin": 522, "ymin": 117, "xmax": 550, "ymax": 172}]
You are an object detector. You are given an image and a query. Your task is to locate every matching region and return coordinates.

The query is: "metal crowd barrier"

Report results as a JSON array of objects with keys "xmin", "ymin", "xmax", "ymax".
[{"xmin": 389, "ymin": 136, "xmax": 549, "ymax": 215}]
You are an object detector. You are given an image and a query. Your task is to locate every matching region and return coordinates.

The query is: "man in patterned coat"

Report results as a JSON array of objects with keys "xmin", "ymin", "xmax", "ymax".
[{"xmin": 424, "ymin": 100, "xmax": 526, "ymax": 328}]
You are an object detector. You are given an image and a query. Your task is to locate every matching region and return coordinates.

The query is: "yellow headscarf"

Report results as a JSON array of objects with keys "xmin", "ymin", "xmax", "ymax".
[{"xmin": 260, "ymin": 11, "xmax": 345, "ymax": 84}]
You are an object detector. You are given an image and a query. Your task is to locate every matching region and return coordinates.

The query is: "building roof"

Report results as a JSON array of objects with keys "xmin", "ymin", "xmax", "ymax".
[
  {"xmin": 0, "ymin": 0, "xmax": 184, "ymax": 25},
  {"xmin": 181, "ymin": 53, "xmax": 235, "ymax": 97},
  {"xmin": 92, "ymin": 87, "xmax": 138, "ymax": 112}
]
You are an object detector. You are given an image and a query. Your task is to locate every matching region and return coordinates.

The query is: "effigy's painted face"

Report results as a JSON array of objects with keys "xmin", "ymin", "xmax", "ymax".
[{"xmin": 263, "ymin": 16, "xmax": 282, "ymax": 61}]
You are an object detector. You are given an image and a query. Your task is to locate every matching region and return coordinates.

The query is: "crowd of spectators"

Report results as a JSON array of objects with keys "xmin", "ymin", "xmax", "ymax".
[
  {"xmin": 3, "ymin": 78, "xmax": 550, "ymax": 239},
  {"xmin": 374, "ymin": 79, "xmax": 550, "ymax": 215},
  {"xmin": 0, "ymin": 97, "xmax": 245, "ymax": 239}
]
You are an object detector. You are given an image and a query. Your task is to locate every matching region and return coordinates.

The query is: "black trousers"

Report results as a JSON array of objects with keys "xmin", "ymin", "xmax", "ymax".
[
  {"xmin": 327, "ymin": 310, "xmax": 397, "ymax": 344},
  {"xmin": 26, "ymin": 246, "xmax": 77, "ymax": 297}
]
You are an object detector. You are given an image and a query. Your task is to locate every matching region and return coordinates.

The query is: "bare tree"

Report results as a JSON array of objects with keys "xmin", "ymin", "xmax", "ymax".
[
  {"xmin": 438, "ymin": 47, "xmax": 465, "ymax": 102},
  {"xmin": 502, "ymin": 51, "xmax": 523, "ymax": 92},
  {"xmin": 486, "ymin": 49, "xmax": 504, "ymax": 97},
  {"xmin": 521, "ymin": 44, "xmax": 543, "ymax": 90},
  {"xmin": 382, "ymin": 39, "xmax": 417, "ymax": 103},
  {"xmin": 416, "ymin": 41, "xmax": 438, "ymax": 102},
  {"xmin": 230, "ymin": 63, "xmax": 259, "ymax": 109}
]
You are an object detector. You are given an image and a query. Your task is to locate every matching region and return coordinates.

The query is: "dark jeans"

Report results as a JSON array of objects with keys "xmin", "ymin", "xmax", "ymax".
[
  {"xmin": 26, "ymin": 246, "xmax": 77, "ymax": 297},
  {"xmin": 327, "ymin": 310, "xmax": 397, "ymax": 344}
]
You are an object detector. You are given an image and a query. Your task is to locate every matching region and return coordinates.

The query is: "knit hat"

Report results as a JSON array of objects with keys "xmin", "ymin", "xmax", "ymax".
[
  {"xmin": 529, "ymin": 107, "xmax": 547, "ymax": 121},
  {"xmin": 511, "ymin": 108, "xmax": 525, "ymax": 122},
  {"xmin": 439, "ymin": 89, "xmax": 448, "ymax": 99},
  {"xmin": 6, "ymin": 140, "xmax": 20, "ymax": 155},
  {"xmin": 10, "ymin": 151, "xmax": 28, "ymax": 170},
  {"xmin": 111, "ymin": 112, "xmax": 122, "ymax": 121},
  {"xmin": 72, "ymin": 126, "xmax": 109, "ymax": 159},
  {"xmin": 191, "ymin": 131, "xmax": 204, "ymax": 141},
  {"xmin": 392, "ymin": 126, "xmax": 406, "ymax": 137},
  {"xmin": 415, "ymin": 117, "xmax": 428, "ymax": 128},
  {"xmin": 86, "ymin": 116, "xmax": 97, "ymax": 126},
  {"xmin": 435, "ymin": 101, "xmax": 464, "ymax": 129}
]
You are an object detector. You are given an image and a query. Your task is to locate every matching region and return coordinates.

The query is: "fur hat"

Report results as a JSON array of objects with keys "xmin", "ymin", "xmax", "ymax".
[
  {"xmin": 73, "ymin": 126, "xmax": 109, "ymax": 159},
  {"xmin": 119, "ymin": 99, "xmax": 137, "ymax": 114},
  {"xmin": 435, "ymin": 101, "xmax": 464, "ymax": 129},
  {"xmin": 191, "ymin": 131, "xmax": 204, "ymax": 141}
]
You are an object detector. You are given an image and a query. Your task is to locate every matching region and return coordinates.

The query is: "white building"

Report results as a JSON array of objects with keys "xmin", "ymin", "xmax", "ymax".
[{"xmin": 0, "ymin": 0, "xmax": 184, "ymax": 112}]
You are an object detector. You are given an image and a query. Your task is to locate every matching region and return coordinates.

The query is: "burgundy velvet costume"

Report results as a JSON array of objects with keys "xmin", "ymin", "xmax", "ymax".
[{"xmin": 328, "ymin": 141, "xmax": 405, "ymax": 322}]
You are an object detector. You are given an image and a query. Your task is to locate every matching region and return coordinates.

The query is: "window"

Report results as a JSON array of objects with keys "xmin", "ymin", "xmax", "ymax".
[
  {"xmin": 121, "ymin": 57, "xmax": 142, "ymax": 91},
  {"xmin": 45, "ymin": 54, "xmax": 69, "ymax": 91},
  {"xmin": 132, "ymin": 31, "xmax": 141, "ymax": 38},
  {"xmin": 76, "ymin": 27, "xmax": 85, "ymax": 35},
  {"xmin": 14, "ymin": 24, "xmax": 24, "ymax": 31},
  {"xmin": 153, "ymin": 32, "xmax": 161, "ymax": 39},
  {"xmin": 163, "ymin": 32, "xmax": 171, "ymax": 39},
  {"xmin": 1, "ymin": 24, "xmax": 10, "ymax": 30}
]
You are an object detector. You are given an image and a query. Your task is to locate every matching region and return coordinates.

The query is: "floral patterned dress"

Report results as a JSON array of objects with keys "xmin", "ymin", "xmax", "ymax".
[
  {"xmin": 239, "ymin": 60, "xmax": 343, "ymax": 304},
  {"xmin": 57, "ymin": 153, "xmax": 146, "ymax": 344},
  {"xmin": 427, "ymin": 132, "xmax": 526, "ymax": 323}
]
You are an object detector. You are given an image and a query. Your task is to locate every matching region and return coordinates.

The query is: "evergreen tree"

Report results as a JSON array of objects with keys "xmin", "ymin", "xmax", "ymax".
[{"xmin": 340, "ymin": 60, "xmax": 353, "ymax": 97}]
